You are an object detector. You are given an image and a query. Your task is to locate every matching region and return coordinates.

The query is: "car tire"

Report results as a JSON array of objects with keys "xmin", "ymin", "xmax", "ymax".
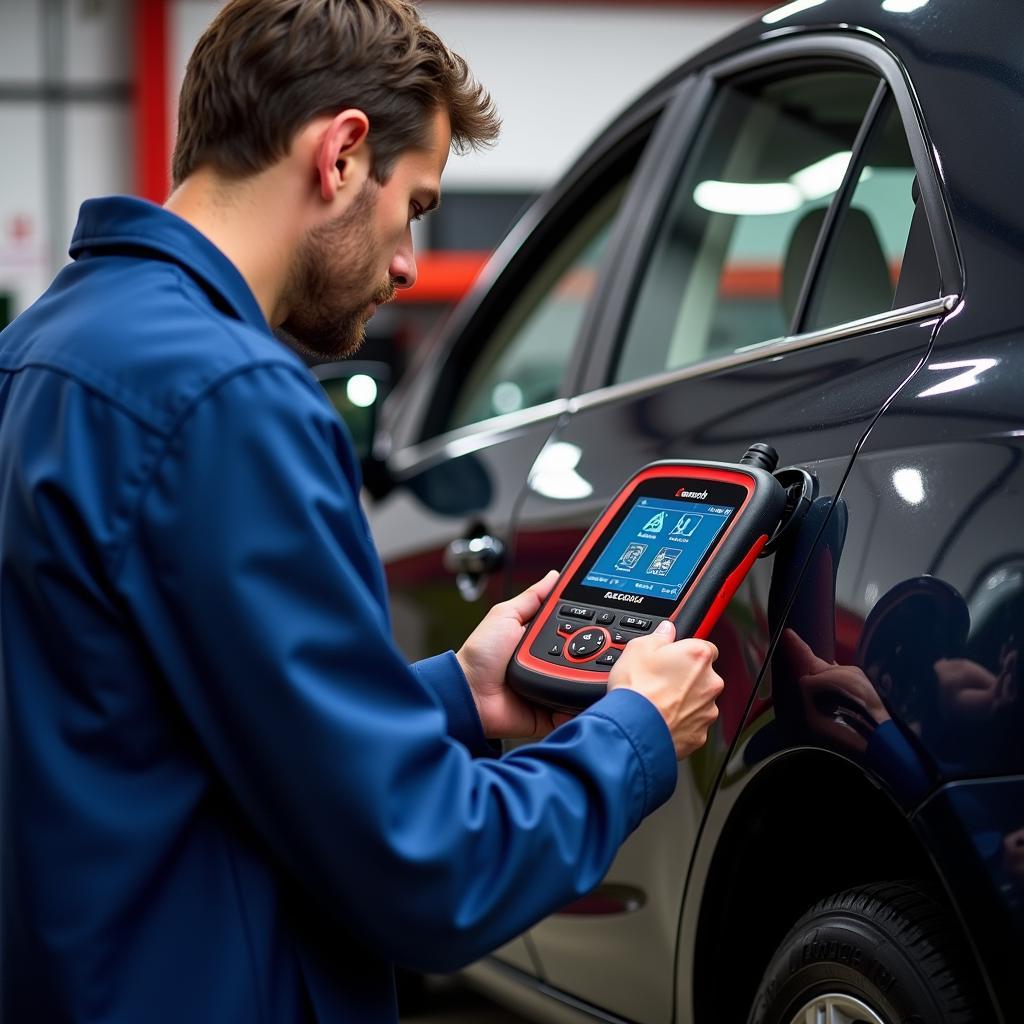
[{"xmin": 747, "ymin": 881, "xmax": 985, "ymax": 1024}]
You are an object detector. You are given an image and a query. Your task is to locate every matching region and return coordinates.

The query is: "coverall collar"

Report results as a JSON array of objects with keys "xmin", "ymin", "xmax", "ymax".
[{"xmin": 70, "ymin": 196, "xmax": 270, "ymax": 334}]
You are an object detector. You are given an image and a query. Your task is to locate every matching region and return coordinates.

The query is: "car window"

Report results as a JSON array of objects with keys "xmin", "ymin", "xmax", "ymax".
[
  {"xmin": 441, "ymin": 149, "xmax": 640, "ymax": 434},
  {"xmin": 801, "ymin": 95, "xmax": 940, "ymax": 331},
  {"xmin": 613, "ymin": 69, "xmax": 880, "ymax": 385}
]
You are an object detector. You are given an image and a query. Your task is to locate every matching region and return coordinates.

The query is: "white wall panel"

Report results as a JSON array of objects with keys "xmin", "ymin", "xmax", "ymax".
[
  {"xmin": 64, "ymin": 103, "xmax": 131, "ymax": 236},
  {"xmin": 0, "ymin": 0, "xmax": 44, "ymax": 82},
  {"xmin": 0, "ymin": 104, "xmax": 51, "ymax": 315},
  {"xmin": 64, "ymin": 0, "xmax": 130, "ymax": 84}
]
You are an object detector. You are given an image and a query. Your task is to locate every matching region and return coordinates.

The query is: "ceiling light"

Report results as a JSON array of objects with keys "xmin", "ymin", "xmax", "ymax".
[
  {"xmin": 491, "ymin": 381, "xmax": 524, "ymax": 415},
  {"xmin": 882, "ymin": 0, "xmax": 929, "ymax": 12},
  {"xmin": 892, "ymin": 467, "xmax": 925, "ymax": 505},
  {"xmin": 790, "ymin": 151, "xmax": 853, "ymax": 200},
  {"xmin": 529, "ymin": 442, "xmax": 593, "ymax": 501},
  {"xmin": 346, "ymin": 374, "xmax": 378, "ymax": 408},
  {"xmin": 917, "ymin": 359, "xmax": 998, "ymax": 398},
  {"xmin": 763, "ymin": 0, "xmax": 828, "ymax": 25},
  {"xmin": 693, "ymin": 181, "xmax": 802, "ymax": 216},
  {"xmin": 694, "ymin": 151, "xmax": 857, "ymax": 216}
]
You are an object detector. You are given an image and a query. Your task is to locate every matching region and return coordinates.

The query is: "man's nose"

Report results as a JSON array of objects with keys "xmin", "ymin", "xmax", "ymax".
[{"xmin": 389, "ymin": 228, "xmax": 417, "ymax": 290}]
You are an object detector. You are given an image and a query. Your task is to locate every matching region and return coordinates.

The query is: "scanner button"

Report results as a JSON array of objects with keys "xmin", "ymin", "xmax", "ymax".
[
  {"xmin": 568, "ymin": 630, "xmax": 607, "ymax": 659},
  {"xmin": 596, "ymin": 611, "xmax": 615, "ymax": 625},
  {"xmin": 559, "ymin": 605, "xmax": 595, "ymax": 620},
  {"xmin": 548, "ymin": 642, "xmax": 563, "ymax": 657},
  {"xmin": 620, "ymin": 616, "xmax": 652, "ymax": 632},
  {"xmin": 611, "ymin": 631, "xmax": 628, "ymax": 645},
  {"xmin": 597, "ymin": 651, "xmax": 619, "ymax": 667},
  {"xmin": 557, "ymin": 621, "xmax": 580, "ymax": 636}
]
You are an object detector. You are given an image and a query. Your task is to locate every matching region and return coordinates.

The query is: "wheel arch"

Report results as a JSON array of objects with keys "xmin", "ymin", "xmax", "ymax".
[{"xmin": 682, "ymin": 749, "xmax": 994, "ymax": 1023}]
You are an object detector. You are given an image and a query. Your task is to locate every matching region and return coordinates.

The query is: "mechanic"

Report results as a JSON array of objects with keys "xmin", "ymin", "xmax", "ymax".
[{"xmin": 0, "ymin": 1, "xmax": 723, "ymax": 1021}]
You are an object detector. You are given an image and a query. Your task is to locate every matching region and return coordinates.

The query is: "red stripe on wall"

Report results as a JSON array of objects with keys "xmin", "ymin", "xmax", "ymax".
[
  {"xmin": 395, "ymin": 256, "xmax": 902, "ymax": 305},
  {"xmin": 395, "ymin": 251, "xmax": 490, "ymax": 304},
  {"xmin": 134, "ymin": 0, "xmax": 169, "ymax": 203}
]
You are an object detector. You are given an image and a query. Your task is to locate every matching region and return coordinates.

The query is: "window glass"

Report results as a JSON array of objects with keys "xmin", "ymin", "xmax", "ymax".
[
  {"xmin": 614, "ymin": 70, "xmax": 879, "ymax": 385},
  {"xmin": 803, "ymin": 97, "xmax": 939, "ymax": 331},
  {"xmin": 443, "ymin": 175, "xmax": 630, "ymax": 433}
]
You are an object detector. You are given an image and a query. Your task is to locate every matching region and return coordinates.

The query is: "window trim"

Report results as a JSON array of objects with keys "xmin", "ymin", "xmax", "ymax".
[
  {"xmin": 400, "ymin": 87, "xmax": 675, "ymax": 449},
  {"xmin": 569, "ymin": 293, "xmax": 957, "ymax": 416},
  {"xmin": 576, "ymin": 31, "xmax": 963, "ymax": 396},
  {"xmin": 387, "ymin": 397, "xmax": 571, "ymax": 477}
]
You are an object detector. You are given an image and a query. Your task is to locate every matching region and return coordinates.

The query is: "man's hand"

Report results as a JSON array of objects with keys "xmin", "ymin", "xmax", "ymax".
[
  {"xmin": 456, "ymin": 570, "xmax": 572, "ymax": 739},
  {"xmin": 607, "ymin": 621, "xmax": 723, "ymax": 760}
]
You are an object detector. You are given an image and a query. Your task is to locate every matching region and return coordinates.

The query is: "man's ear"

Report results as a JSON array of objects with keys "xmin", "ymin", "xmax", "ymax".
[{"xmin": 316, "ymin": 109, "xmax": 371, "ymax": 202}]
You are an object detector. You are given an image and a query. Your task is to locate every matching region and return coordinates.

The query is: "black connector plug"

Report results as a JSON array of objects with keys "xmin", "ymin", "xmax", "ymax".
[{"xmin": 740, "ymin": 442, "xmax": 779, "ymax": 473}]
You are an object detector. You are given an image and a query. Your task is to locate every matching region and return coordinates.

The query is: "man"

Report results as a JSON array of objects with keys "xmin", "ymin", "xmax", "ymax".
[{"xmin": 0, "ymin": 1, "xmax": 723, "ymax": 1021}]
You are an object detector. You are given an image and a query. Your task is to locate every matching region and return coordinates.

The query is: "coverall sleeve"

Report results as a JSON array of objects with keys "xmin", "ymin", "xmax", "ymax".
[
  {"xmin": 113, "ymin": 362, "xmax": 677, "ymax": 972},
  {"xmin": 410, "ymin": 651, "xmax": 498, "ymax": 757}
]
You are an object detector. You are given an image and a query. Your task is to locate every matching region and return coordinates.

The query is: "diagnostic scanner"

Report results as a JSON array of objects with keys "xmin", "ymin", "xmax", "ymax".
[{"xmin": 508, "ymin": 444, "xmax": 794, "ymax": 712}]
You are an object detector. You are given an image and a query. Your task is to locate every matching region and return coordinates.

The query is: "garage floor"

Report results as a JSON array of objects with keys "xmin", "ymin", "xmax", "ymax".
[{"xmin": 400, "ymin": 976, "xmax": 532, "ymax": 1023}]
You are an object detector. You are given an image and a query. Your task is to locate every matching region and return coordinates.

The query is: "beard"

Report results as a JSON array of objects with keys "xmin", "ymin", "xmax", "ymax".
[{"xmin": 277, "ymin": 180, "xmax": 396, "ymax": 360}]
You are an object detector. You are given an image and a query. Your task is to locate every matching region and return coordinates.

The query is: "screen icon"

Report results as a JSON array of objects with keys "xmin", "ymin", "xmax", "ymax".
[
  {"xmin": 647, "ymin": 547, "xmax": 682, "ymax": 577},
  {"xmin": 615, "ymin": 542, "xmax": 647, "ymax": 573},
  {"xmin": 670, "ymin": 513, "xmax": 703, "ymax": 538},
  {"xmin": 643, "ymin": 511, "xmax": 667, "ymax": 532}
]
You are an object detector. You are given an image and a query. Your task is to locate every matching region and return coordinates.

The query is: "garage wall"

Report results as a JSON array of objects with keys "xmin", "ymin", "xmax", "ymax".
[
  {"xmin": 0, "ymin": 0, "xmax": 131, "ymax": 320},
  {"xmin": 170, "ymin": 2, "xmax": 762, "ymax": 190}
]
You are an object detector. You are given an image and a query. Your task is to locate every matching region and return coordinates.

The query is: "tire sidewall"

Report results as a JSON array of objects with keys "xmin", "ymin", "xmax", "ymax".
[{"xmin": 750, "ymin": 914, "xmax": 941, "ymax": 1024}]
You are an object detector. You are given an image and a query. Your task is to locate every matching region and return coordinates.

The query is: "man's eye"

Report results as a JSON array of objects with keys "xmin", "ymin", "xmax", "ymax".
[{"xmin": 410, "ymin": 204, "xmax": 424, "ymax": 223}]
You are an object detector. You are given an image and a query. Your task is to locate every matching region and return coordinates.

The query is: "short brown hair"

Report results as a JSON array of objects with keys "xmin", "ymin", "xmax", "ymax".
[{"xmin": 171, "ymin": 0, "xmax": 500, "ymax": 187}]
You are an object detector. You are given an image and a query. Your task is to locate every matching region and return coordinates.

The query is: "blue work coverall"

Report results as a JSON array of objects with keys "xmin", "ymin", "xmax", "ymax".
[{"xmin": 0, "ymin": 197, "xmax": 677, "ymax": 1023}]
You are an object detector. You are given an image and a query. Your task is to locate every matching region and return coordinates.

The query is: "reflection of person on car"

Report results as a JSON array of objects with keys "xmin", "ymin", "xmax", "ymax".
[
  {"xmin": 782, "ymin": 619, "xmax": 1019, "ymax": 808},
  {"xmin": 933, "ymin": 639, "xmax": 1018, "ymax": 724},
  {"xmin": 780, "ymin": 627, "xmax": 932, "ymax": 805}
]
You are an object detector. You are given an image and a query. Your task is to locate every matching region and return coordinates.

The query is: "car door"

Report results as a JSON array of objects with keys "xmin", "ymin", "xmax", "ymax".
[
  {"xmin": 363, "ymin": 78, "xmax": 687, "ymax": 977},
  {"xmin": 506, "ymin": 36, "xmax": 960, "ymax": 1023}
]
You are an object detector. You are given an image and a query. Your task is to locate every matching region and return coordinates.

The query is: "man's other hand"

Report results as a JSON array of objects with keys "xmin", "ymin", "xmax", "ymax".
[{"xmin": 457, "ymin": 570, "xmax": 572, "ymax": 739}]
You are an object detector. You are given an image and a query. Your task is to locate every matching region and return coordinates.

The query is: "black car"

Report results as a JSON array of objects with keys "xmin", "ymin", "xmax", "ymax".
[{"xmin": 323, "ymin": 2, "xmax": 1024, "ymax": 1020}]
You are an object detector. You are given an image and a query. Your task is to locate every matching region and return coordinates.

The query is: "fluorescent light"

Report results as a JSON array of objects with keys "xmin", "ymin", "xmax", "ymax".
[
  {"xmin": 917, "ymin": 359, "xmax": 998, "ymax": 398},
  {"xmin": 763, "ymin": 0, "xmax": 828, "ymax": 25},
  {"xmin": 694, "ymin": 151, "xmax": 856, "ymax": 216},
  {"xmin": 882, "ymin": 0, "xmax": 929, "ymax": 11},
  {"xmin": 693, "ymin": 181, "xmax": 801, "ymax": 215},
  {"xmin": 892, "ymin": 468, "xmax": 925, "ymax": 505},
  {"xmin": 790, "ymin": 151, "xmax": 853, "ymax": 200},
  {"xmin": 346, "ymin": 374, "xmax": 378, "ymax": 408}
]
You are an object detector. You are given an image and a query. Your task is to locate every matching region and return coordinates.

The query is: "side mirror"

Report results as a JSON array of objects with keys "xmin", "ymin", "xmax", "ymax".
[{"xmin": 312, "ymin": 361, "xmax": 394, "ymax": 497}]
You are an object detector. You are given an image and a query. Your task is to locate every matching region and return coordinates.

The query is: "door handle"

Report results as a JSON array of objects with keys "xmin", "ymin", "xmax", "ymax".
[{"xmin": 444, "ymin": 534, "xmax": 505, "ymax": 601}]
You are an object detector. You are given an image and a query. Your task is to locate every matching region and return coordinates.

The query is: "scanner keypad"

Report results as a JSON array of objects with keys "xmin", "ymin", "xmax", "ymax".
[{"xmin": 532, "ymin": 604, "xmax": 668, "ymax": 672}]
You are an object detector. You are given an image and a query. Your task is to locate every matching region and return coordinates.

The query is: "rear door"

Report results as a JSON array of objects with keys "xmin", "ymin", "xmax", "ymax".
[{"xmin": 509, "ymin": 36, "xmax": 960, "ymax": 1023}]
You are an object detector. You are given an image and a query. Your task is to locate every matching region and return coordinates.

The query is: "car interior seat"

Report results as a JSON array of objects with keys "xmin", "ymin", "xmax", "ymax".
[{"xmin": 781, "ymin": 205, "xmax": 894, "ymax": 331}]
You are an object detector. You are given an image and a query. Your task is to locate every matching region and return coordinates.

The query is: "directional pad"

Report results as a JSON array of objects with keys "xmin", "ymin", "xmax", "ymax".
[{"xmin": 567, "ymin": 629, "xmax": 607, "ymax": 660}]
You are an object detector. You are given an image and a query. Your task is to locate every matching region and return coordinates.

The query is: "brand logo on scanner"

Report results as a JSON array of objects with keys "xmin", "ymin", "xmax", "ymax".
[
  {"xmin": 675, "ymin": 487, "xmax": 709, "ymax": 500},
  {"xmin": 604, "ymin": 592, "xmax": 645, "ymax": 604}
]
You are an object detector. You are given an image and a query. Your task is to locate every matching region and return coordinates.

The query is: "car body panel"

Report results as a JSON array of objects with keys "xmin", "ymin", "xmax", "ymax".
[
  {"xmin": 510, "ymin": 313, "xmax": 942, "ymax": 1020},
  {"xmin": 361, "ymin": 1, "xmax": 1023, "ymax": 1020}
]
